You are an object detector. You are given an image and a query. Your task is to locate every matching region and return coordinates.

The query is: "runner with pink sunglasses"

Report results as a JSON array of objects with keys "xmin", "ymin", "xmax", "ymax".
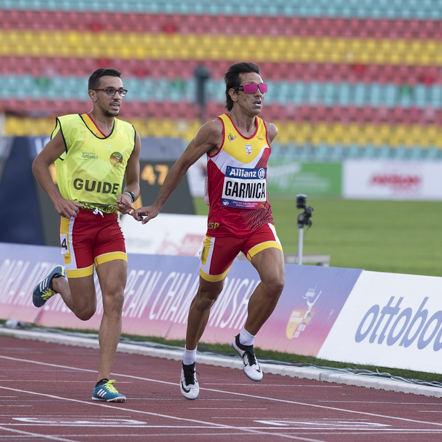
[{"xmin": 133, "ymin": 62, "xmax": 285, "ymax": 400}]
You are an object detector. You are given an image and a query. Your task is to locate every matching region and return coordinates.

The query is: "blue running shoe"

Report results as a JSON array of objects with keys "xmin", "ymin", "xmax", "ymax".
[
  {"xmin": 92, "ymin": 380, "xmax": 126, "ymax": 403},
  {"xmin": 32, "ymin": 266, "xmax": 66, "ymax": 308}
]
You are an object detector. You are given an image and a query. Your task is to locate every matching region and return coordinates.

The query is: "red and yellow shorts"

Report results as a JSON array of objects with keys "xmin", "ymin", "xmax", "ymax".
[
  {"xmin": 200, "ymin": 223, "xmax": 283, "ymax": 282},
  {"xmin": 59, "ymin": 209, "xmax": 127, "ymax": 278}
]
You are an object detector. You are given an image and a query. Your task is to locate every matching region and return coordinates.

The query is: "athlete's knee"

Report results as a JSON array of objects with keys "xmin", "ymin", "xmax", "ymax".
[
  {"xmin": 195, "ymin": 293, "xmax": 217, "ymax": 310},
  {"xmin": 75, "ymin": 305, "xmax": 96, "ymax": 321},
  {"xmin": 70, "ymin": 291, "xmax": 97, "ymax": 320},
  {"xmin": 102, "ymin": 291, "xmax": 125, "ymax": 316},
  {"xmin": 262, "ymin": 272, "xmax": 285, "ymax": 300},
  {"xmin": 194, "ymin": 285, "xmax": 222, "ymax": 311}
]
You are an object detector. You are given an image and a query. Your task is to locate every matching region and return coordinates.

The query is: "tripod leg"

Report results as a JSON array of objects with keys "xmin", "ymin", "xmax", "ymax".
[{"xmin": 298, "ymin": 226, "xmax": 303, "ymax": 265}]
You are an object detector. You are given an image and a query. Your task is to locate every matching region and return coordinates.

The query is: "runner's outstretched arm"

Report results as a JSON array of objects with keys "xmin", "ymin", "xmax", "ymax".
[{"xmin": 133, "ymin": 119, "xmax": 222, "ymax": 224}]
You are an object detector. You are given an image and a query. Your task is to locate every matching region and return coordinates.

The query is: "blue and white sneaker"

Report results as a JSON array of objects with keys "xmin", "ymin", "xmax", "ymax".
[
  {"xmin": 180, "ymin": 362, "xmax": 199, "ymax": 400},
  {"xmin": 232, "ymin": 334, "xmax": 263, "ymax": 382},
  {"xmin": 32, "ymin": 266, "xmax": 66, "ymax": 308},
  {"xmin": 92, "ymin": 379, "xmax": 126, "ymax": 403}
]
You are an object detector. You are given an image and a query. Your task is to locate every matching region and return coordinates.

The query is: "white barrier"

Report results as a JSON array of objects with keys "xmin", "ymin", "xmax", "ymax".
[
  {"xmin": 121, "ymin": 213, "xmax": 207, "ymax": 256},
  {"xmin": 318, "ymin": 271, "xmax": 442, "ymax": 373},
  {"xmin": 1, "ymin": 241, "xmax": 442, "ymax": 374}
]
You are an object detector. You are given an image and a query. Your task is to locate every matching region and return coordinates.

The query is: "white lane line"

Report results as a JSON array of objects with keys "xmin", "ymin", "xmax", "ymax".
[
  {"xmin": 204, "ymin": 384, "xmax": 343, "ymax": 387},
  {"xmin": 1, "ymin": 355, "xmax": 442, "ymax": 430},
  {"xmin": 4, "ymin": 424, "xmax": 442, "ymax": 433},
  {"xmin": 188, "ymin": 407, "xmax": 267, "ymax": 410},
  {"xmin": 0, "ymin": 405, "xmax": 33, "ymax": 407},
  {"xmin": 318, "ymin": 401, "xmax": 442, "ymax": 405},
  {"xmin": 0, "ymin": 426, "xmax": 79, "ymax": 442},
  {"xmin": 299, "ymin": 430, "xmax": 442, "ymax": 435},
  {"xmin": 0, "ymin": 385, "xmax": 325, "ymax": 442}
]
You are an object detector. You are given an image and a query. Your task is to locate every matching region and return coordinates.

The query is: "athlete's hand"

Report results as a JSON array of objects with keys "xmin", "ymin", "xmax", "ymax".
[
  {"xmin": 132, "ymin": 205, "xmax": 159, "ymax": 224},
  {"xmin": 53, "ymin": 197, "xmax": 83, "ymax": 219},
  {"xmin": 116, "ymin": 193, "xmax": 134, "ymax": 215}
]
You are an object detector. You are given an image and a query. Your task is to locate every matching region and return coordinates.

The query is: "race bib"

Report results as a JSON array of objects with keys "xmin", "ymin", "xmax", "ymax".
[
  {"xmin": 221, "ymin": 166, "xmax": 267, "ymax": 209},
  {"xmin": 60, "ymin": 234, "xmax": 69, "ymax": 255}
]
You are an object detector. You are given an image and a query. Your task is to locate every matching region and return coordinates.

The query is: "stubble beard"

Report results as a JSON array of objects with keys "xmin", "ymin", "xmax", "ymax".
[{"xmin": 103, "ymin": 108, "xmax": 120, "ymax": 117}]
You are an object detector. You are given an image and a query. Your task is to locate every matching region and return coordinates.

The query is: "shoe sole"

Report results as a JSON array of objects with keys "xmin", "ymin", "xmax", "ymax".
[
  {"xmin": 92, "ymin": 396, "xmax": 126, "ymax": 403},
  {"xmin": 243, "ymin": 369, "xmax": 263, "ymax": 382},
  {"xmin": 180, "ymin": 392, "xmax": 199, "ymax": 400}
]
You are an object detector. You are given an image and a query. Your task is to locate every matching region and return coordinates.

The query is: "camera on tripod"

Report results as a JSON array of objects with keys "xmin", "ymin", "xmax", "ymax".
[{"xmin": 296, "ymin": 194, "xmax": 313, "ymax": 228}]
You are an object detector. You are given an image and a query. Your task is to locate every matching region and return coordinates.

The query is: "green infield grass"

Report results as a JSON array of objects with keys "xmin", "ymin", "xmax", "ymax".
[{"xmin": 194, "ymin": 197, "xmax": 442, "ymax": 277}]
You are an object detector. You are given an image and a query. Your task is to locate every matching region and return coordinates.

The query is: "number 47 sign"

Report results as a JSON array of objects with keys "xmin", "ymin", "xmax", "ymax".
[{"xmin": 141, "ymin": 163, "xmax": 169, "ymax": 185}]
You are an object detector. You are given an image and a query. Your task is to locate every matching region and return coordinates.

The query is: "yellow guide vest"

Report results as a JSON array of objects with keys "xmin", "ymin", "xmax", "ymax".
[{"xmin": 53, "ymin": 114, "xmax": 135, "ymax": 213}]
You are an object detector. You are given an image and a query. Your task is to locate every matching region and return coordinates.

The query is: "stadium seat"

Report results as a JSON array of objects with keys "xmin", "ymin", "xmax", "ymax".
[{"xmin": 2, "ymin": 0, "xmax": 442, "ymax": 161}]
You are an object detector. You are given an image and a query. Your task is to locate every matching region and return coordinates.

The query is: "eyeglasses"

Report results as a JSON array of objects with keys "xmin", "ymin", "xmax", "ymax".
[
  {"xmin": 92, "ymin": 87, "xmax": 128, "ymax": 97},
  {"xmin": 234, "ymin": 83, "xmax": 268, "ymax": 94}
]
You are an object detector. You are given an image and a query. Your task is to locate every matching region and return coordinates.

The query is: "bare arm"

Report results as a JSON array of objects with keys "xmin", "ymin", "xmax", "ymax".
[
  {"xmin": 116, "ymin": 131, "xmax": 141, "ymax": 214},
  {"xmin": 133, "ymin": 119, "xmax": 223, "ymax": 224},
  {"xmin": 266, "ymin": 122, "xmax": 278, "ymax": 144},
  {"xmin": 32, "ymin": 131, "xmax": 83, "ymax": 218}
]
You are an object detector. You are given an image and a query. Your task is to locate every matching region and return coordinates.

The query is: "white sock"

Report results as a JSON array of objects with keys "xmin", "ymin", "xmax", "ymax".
[
  {"xmin": 182, "ymin": 346, "xmax": 197, "ymax": 365},
  {"xmin": 239, "ymin": 328, "xmax": 255, "ymax": 347}
]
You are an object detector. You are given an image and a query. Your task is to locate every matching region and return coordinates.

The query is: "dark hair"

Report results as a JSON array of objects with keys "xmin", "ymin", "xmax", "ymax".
[
  {"xmin": 224, "ymin": 62, "xmax": 261, "ymax": 111},
  {"xmin": 88, "ymin": 68, "xmax": 122, "ymax": 90}
]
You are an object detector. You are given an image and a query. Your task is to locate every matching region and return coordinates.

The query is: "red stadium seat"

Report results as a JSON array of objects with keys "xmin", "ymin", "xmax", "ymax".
[{"xmin": 374, "ymin": 106, "xmax": 390, "ymax": 124}]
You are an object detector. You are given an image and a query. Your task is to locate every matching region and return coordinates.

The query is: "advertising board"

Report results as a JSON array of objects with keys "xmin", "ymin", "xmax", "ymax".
[{"xmin": 343, "ymin": 160, "xmax": 442, "ymax": 200}]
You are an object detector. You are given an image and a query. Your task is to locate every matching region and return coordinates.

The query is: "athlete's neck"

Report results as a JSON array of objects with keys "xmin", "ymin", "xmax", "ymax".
[
  {"xmin": 228, "ymin": 111, "xmax": 256, "ymax": 137},
  {"xmin": 88, "ymin": 111, "xmax": 115, "ymax": 136}
]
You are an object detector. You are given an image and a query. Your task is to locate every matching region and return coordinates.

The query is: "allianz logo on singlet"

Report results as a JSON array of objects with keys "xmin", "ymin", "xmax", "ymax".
[
  {"xmin": 226, "ymin": 167, "xmax": 266, "ymax": 179},
  {"xmin": 73, "ymin": 178, "xmax": 119, "ymax": 194}
]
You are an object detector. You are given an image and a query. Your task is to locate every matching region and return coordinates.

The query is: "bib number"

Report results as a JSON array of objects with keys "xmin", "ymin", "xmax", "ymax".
[{"xmin": 60, "ymin": 234, "xmax": 69, "ymax": 255}]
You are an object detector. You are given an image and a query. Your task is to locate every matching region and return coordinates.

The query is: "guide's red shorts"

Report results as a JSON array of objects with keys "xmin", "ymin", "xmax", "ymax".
[
  {"xmin": 199, "ymin": 223, "xmax": 283, "ymax": 282},
  {"xmin": 59, "ymin": 209, "xmax": 127, "ymax": 278}
]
